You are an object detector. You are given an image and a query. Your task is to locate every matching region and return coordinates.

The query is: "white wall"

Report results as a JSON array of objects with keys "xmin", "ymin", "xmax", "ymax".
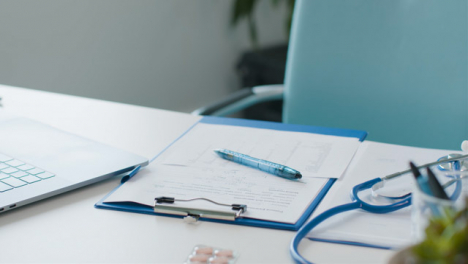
[{"xmin": 0, "ymin": 0, "xmax": 287, "ymax": 112}]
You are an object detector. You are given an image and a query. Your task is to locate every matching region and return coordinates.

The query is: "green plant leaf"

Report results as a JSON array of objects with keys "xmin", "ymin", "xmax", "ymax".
[
  {"xmin": 286, "ymin": 0, "xmax": 295, "ymax": 36},
  {"xmin": 231, "ymin": 0, "xmax": 258, "ymax": 26},
  {"xmin": 412, "ymin": 196, "xmax": 468, "ymax": 263},
  {"xmin": 230, "ymin": 0, "xmax": 295, "ymax": 49}
]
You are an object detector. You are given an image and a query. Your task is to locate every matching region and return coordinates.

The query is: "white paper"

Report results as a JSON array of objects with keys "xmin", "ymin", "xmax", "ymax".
[
  {"xmin": 307, "ymin": 141, "xmax": 459, "ymax": 248},
  {"xmin": 104, "ymin": 123, "xmax": 362, "ymax": 224},
  {"xmin": 161, "ymin": 123, "xmax": 361, "ymax": 180}
]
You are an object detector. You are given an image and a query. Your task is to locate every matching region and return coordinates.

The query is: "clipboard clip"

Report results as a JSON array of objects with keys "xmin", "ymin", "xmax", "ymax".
[{"xmin": 154, "ymin": 196, "xmax": 247, "ymax": 222}]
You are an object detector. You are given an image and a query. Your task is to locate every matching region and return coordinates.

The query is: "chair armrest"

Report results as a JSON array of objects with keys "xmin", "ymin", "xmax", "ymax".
[{"xmin": 191, "ymin": 84, "xmax": 284, "ymax": 117}]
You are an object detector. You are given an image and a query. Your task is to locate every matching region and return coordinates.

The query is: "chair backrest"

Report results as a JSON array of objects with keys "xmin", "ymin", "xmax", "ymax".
[{"xmin": 283, "ymin": 0, "xmax": 467, "ymax": 150}]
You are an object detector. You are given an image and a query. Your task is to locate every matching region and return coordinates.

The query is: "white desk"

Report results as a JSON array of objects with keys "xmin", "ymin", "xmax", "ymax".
[{"xmin": 0, "ymin": 85, "xmax": 395, "ymax": 263}]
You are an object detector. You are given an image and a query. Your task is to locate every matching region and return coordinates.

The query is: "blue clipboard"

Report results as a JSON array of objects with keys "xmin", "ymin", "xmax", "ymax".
[{"xmin": 95, "ymin": 116, "xmax": 367, "ymax": 231}]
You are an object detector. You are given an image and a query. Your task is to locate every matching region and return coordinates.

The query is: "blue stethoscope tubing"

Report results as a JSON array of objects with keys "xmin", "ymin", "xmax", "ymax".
[
  {"xmin": 290, "ymin": 178, "xmax": 411, "ymax": 264},
  {"xmin": 290, "ymin": 153, "xmax": 468, "ymax": 264}
]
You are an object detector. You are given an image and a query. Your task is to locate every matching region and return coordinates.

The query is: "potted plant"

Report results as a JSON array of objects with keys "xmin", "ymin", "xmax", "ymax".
[
  {"xmin": 230, "ymin": 0, "xmax": 295, "ymax": 122},
  {"xmin": 231, "ymin": 0, "xmax": 295, "ymax": 50},
  {"xmin": 389, "ymin": 197, "xmax": 468, "ymax": 263}
]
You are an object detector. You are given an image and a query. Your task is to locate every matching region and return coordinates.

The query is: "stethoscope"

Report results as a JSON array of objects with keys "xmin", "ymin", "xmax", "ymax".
[{"xmin": 290, "ymin": 152, "xmax": 468, "ymax": 264}]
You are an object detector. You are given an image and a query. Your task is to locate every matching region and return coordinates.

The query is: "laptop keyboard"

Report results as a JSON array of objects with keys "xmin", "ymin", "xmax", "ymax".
[{"xmin": 0, "ymin": 153, "xmax": 55, "ymax": 192}]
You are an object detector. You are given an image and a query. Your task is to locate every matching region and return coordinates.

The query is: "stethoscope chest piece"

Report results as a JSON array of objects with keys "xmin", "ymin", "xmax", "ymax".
[{"xmin": 438, "ymin": 154, "xmax": 468, "ymax": 171}]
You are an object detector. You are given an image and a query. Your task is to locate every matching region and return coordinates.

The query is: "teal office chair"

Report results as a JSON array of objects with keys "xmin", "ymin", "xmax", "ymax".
[{"xmin": 193, "ymin": 0, "xmax": 467, "ymax": 150}]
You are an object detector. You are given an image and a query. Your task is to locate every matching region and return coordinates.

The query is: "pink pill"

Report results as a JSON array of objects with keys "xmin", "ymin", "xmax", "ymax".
[
  {"xmin": 215, "ymin": 250, "xmax": 233, "ymax": 258},
  {"xmin": 189, "ymin": 254, "xmax": 210, "ymax": 262},
  {"xmin": 209, "ymin": 256, "xmax": 230, "ymax": 264},
  {"xmin": 195, "ymin": 247, "xmax": 214, "ymax": 255}
]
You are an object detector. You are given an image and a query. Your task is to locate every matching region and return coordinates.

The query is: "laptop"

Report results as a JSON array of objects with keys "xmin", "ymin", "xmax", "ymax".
[{"xmin": 0, "ymin": 112, "xmax": 148, "ymax": 213}]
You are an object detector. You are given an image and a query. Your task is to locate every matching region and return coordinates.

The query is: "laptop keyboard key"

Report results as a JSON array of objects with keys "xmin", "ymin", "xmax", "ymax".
[
  {"xmin": 0, "ymin": 182, "xmax": 13, "ymax": 192},
  {"xmin": 17, "ymin": 164, "xmax": 34, "ymax": 171},
  {"xmin": 28, "ymin": 168, "xmax": 44, "ymax": 175},
  {"xmin": 0, "ymin": 173, "xmax": 9, "ymax": 179},
  {"xmin": 2, "ymin": 177, "xmax": 27, "ymax": 187},
  {"xmin": 36, "ymin": 172, "xmax": 55, "ymax": 179},
  {"xmin": 11, "ymin": 171, "xmax": 28, "ymax": 178},
  {"xmin": 21, "ymin": 175, "xmax": 41, "ymax": 183},
  {"xmin": 6, "ymin": 159, "xmax": 25, "ymax": 167},
  {"xmin": 2, "ymin": 167, "xmax": 19, "ymax": 174}
]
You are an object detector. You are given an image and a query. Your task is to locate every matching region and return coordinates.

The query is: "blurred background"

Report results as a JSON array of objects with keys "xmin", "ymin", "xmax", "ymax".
[{"xmin": 0, "ymin": 0, "xmax": 290, "ymax": 114}]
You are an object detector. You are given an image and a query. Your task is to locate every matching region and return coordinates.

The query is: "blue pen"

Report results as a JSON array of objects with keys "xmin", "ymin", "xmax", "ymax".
[{"xmin": 214, "ymin": 149, "xmax": 302, "ymax": 180}]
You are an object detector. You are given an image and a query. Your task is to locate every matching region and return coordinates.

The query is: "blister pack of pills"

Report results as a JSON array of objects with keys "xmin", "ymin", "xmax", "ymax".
[{"xmin": 184, "ymin": 245, "xmax": 238, "ymax": 264}]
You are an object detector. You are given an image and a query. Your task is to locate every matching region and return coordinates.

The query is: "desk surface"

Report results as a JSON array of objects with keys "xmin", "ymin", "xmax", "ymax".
[{"xmin": 0, "ymin": 84, "xmax": 395, "ymax": 263}]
